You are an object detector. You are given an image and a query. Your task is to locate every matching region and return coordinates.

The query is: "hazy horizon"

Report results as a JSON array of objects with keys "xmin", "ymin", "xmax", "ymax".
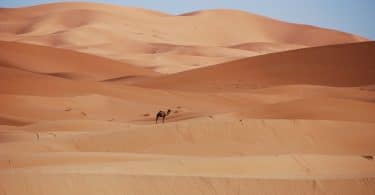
[{"xmin": 0, "ymin": 0, "xmax": 374, "ymax": 40}]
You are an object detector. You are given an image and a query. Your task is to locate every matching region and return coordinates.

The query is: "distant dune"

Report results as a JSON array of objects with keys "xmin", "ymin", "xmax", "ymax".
[
  {"xmin": 0, "ymin": 41, "xmax": 158, "ymax": 81},
  {"xmin": 0, "ymin": 2, "xmax": 368, "ymax": 73}
]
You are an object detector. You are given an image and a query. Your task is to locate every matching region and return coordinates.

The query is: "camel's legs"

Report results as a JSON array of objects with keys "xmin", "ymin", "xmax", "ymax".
[{"xmin": 156, "ymin": 116, "xmax": 159, "ymax": 124}]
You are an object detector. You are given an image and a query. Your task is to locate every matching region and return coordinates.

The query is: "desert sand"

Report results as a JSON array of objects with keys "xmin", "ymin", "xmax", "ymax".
[
  {"xmin": 0, "ymin": 2, "xmax": 374, "ymax": 195},
  {"xmin": 0, "ymin": 2, "xmax": 367, "ymax": 73}
]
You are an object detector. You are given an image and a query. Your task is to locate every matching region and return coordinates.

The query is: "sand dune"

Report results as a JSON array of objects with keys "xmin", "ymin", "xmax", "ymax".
[
  {"xmin": 0, "ymin": 2, "xmax": 366, "ymax": 46},
  {"xmin": 1, "ymin": 118, "xmax": 375, "ymax": 194},
  {"xmin": 0, "ymin": 2, "xmax": 368, "ymax": 73},
  {"xmin": 1, "ymin": 152, "xmax": 375, "ymax": 179},
  {"xmin": 230, "ymin": 42, "xmax": 305, "ymax": 52},
  {"xmin": 1, "ymin": 172, "xmax": 374, "ymax": 195},
  {"xmin": 0, "ymin": 2, "xmax": 374, "ymax": 195},
  {"xmin": 2, "ymin": 80, "xmax": 374, "ymax": 125},
  {"xmin": 24, "ymin": 118, "xmax": 375, "ymax": 155},
  {"xmin": 241, "ymin": 97, "xmax": 375, "ymax": 122},
  {"xmin": 1, "ymin": 43, "xmax": 374, "ymax": 123},
  {"xmin": 0, "ymin": 41, "xmax": 158, "ymax": 81},
  {"xmin": 138, "ymin": 41, "xmax": 375, "ymax": 91}
]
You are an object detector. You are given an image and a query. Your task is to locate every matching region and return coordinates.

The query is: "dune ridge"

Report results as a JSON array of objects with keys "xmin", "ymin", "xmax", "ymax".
[
  {"xmin": 0, "ymin": 2, "xmax": 368, "ymax": 73},
  {"xmin": 137, "ymin": 41, "xmax": 375, "ymax": 91}
]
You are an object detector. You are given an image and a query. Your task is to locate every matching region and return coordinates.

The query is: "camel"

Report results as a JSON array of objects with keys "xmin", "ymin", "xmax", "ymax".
[{"xmin": 156, "ymin": 109, "xmax": 171, "ymax": 124}]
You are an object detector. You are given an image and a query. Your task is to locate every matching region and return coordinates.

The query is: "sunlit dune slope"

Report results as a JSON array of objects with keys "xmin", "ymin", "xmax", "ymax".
[
  {"xmin": 0, "ymin": 41, "xmax": 158, "ymax": 81},
  {"xmin": 0, "ymin": 2, "xmax": 368, "ymax": 73}
]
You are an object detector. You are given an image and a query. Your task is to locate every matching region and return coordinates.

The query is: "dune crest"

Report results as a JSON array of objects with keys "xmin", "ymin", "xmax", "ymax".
[{"xmin": 0, "ymin": 2, "xmax": 368, "ymax": 73}]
